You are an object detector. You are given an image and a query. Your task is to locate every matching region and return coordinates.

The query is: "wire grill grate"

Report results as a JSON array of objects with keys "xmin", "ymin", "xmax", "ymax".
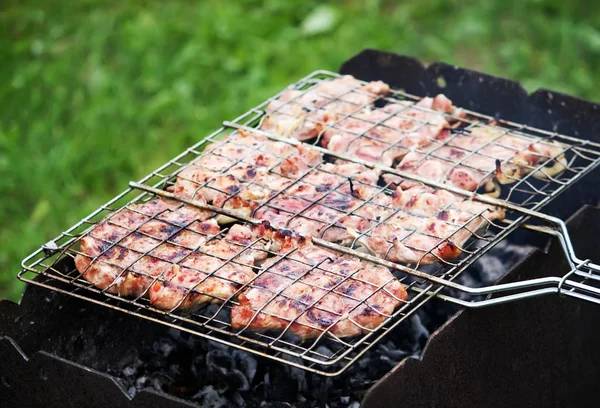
[{"xmin": 19, "ymin": 70, "xmax": 600, "ymax": 376}]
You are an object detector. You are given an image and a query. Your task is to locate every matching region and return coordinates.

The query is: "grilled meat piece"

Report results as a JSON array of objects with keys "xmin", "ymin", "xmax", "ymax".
[
  {"xmin": 149, "ymin": 222, "xmax": 272, "ymax": 311},
  {"xmin": 444, "ymin": 127, "xmax": 568, "ymax": 182},
  {"xmin": 324, "ymin": 131, "xmax": 408, "ymax": 167},
  {"xmin": 74, "ymin": 199, "xmax": 218, "ymax": 298},
  {"xmin": 353, "ymin": 182, "xmax": 505, "ymax": 265},
  {"xmin": 262, "ymin": 75, "xmax": 566, "ymax": 193},
  {"xmin": 396, "ymin": 150, "xmax": 491, "ymax": 192},
  {"xmin": 170, "ymin": 130, "xmax": 322, "ymax": 204},
  {"xmin": 231, "ymin": 232, "xmax": 407, "ymax": 339},
  {"xmin": 395, "ymin": 126, "xmax": 567, "ymax": 191},
  {"xmin": 261, "ymin": 75, "xmax": 390, "ymax": 141},
  {"xmin": 318, "ymin": 97, "xmax": 451, "ymax": 166}
]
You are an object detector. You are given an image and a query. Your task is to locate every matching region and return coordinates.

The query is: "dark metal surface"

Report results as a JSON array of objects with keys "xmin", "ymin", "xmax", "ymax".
[
  {"xmin": 362, "ymin": 204, "xmax": 600, "ymax": 408},
  {"xmin": 0, "ymin": 281, "xmax": 199, "ymax": 408},
  {"xmin": 0, "ymin": 338, "xmax": 196, "ymax": 408}
]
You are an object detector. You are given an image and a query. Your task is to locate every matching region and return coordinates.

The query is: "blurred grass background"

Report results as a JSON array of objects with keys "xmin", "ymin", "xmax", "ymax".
[{"xmin": 2, "ymin": 0, "xmax": 600, "ymax": 301}]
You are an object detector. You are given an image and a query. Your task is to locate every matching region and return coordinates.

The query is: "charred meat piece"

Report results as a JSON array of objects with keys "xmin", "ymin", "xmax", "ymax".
[
  {"xmin": 74, "ymin": 199, "xmax": 217, "ymax": 298},
  {"xmin": 231, "ymin": 232, "xmax": 407, "ymax": 339}
]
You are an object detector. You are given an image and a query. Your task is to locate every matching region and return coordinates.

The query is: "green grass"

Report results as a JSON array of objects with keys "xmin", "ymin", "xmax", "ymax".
[{"xmin": 2, "ymin": 0, "xmax": 600, "ymax": 301}]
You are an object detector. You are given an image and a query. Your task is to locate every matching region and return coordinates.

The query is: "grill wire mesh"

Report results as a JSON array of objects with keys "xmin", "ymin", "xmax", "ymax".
[{"xmin": 19, "ymin": 71, "xmax": 600, "ymax": 376}]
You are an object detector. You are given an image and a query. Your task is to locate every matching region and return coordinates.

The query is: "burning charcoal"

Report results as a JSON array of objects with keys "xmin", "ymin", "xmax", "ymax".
[
  {"xmin": 263, "ymin": 364, "xmax": 306, "ymax": 402},
  {"xmin": 259, "ymin": 402, "xmax": 295, "ymax": 408},
  {"xmin": 152, "ymin": 376, "xmax": 164, "ymax": 392},
  {"xmin": 167, "ymin": 363, "xmax": 182, "ymax": 381},
  {"xmin": 193, "ymin": 385, "xmax": 229, "ymax": 408},
  {"xmin": 378, "ymin": 354, "xmax": 396, "ymax": 370},
  {"xmin": 231, "ymin": 391, "xmax": 246, "ymax": 407},
  {"xmin": 168, "ymin": 328, "xmax": 197, "ymax": 349},
  {"xmin": 379, "ymin": 343, "xmax": 408, "ymax": 361},
  {"xmin": 206, "ymin": 349, "xmax": 236, "ymax": 376},
  {"xmin": 357, "ymin": 356, "xmax": 369, "ymax": 370},
  {"xmin": 135, "ymin": 376, "xmax": 151, "ymax": 390},
  {"xmin": 214, "ymin": 368, "xmax": 250, "ymax": 394},
  {"xmin": 118, "ymin": 352, "xmax": 142, "ymax": 377},
  {"xmin": 191, "ymin": 354, "xmax": 208, "ymax": 380},
  {"xmin": 204, "ymin": 303, "xmax": 231, "ymax": 323},
  {"xmin": 152, "ymin": 337, "xmax": 175, "ymax": 359},
  {"xmin": 310, "ymin": 375, "xmax": 336, "ymax": 402},
  {"xmin": 123, "ymin": 364, "xmax": 137, "ymax": 377},
  {"xmin": 233, "ymin": 349, "xmax": 258, "ymax": 384},
  {"xmin": 228, "ymin": 368, "xmax": 250, "ymax": 392},
  {"xmin": 314, "ymin": 345, "xmax": 334, "ymax": 358}
]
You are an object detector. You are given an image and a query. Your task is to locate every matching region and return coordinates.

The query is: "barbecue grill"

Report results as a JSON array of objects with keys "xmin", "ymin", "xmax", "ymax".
[
  {"xmin": 16, "ymin": 50, "xmax": 600, "ymax": 379},
  {"xmin": 5, "ymin": 50, "xmax": 600, "ymax": 407}
]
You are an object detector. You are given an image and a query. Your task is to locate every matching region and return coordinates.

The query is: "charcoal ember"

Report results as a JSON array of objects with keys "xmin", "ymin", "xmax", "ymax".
[
  {"xmin": 377, "ymin": 354, "xmax": 396, "ymax": 370},
  {"xmin": 314, "ymin": 345, "xmax": 334, "ymax": 358},
  {"xmin": 152, "ymin": 337, "xmax": 175, "ymax": 359},
  {"xmin": 233, "ymin": 349, "xmax": 258, "ymax": 384},
  {"xmin": 408, "ymin": 314, "xmax": 430, "ymax": 349},
  {"xmin": 152, "ymin": 376, "xmax": 164, "ymax": 391},
  {"xmin": 193, "ymin": 385, "xmax": 229, "ymax": 408},
  {"xmin": 123, "ymin": 364, "xmax": 137, "ymax": 377},
  {"xmin": 191, "ymin": 354, "xmax": 208, "ymax": 380},
  {"xmin": 231, "ymin": 391, "xmax": 246, "ymax": 407},
  {"xmin": 135, "ymin": 375, "xmax": 150, "ymax": 389},
  {"xmin": 232, "ymin": 350, "xmax": 258, "ymax": 383},
  {"xmin": 168, "ymin": 328, "xmax": 198, "ymax": 349},
  {"xmin": 204, "ymin": 304, "xmax": 231, "ymax": 323},
  {"xmin": 310, "ymin": 375, "xmax": 335, "ymax": 402},
  {"xmin": 195, "ymin": 349, "xmax": 252, "ymax": 394},
  {"xmin": 214, "ymin": 368, "xmax": 249, "ymax": 393},
  {"xmin": 206, "ymin": 349, "xmax": 236, "ymax": 375},
  {"xmin": 263, "ymin": 371, "xmax": 295, "ymax": 401},
  {"xmin": 378, "ymin": 342, "xmax": 408, "ymax": 362},
  {"xmin": 259, "ymin": 402, "xmax": 295, "ymax": 408}
]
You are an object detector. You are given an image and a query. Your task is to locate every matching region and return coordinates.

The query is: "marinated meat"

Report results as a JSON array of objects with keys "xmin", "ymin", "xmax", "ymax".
[
  {"xmin": 75, "ymin": 199, "xmax": 217, "ymax": 298},
  {"xmin": 396, "ymin": 150, "xmax": 491, "ymax": 192},
  {"xmin": 261, "ymin": 75, "xmax": 390, "ymax": 141},
  {"xmin": 354, "ymin": 182, "xmax": 505, "ymax": 265},
  {"xmin": 231, "ymin": 232, "xmax": 407, "ymax": 339},
  {"xmin": 262, "ymin": 75, "xmax": 566, "ymax": 193},
  {"xmin": 149, "ymin": 222, "xmax": 271, "ymax": 311}
]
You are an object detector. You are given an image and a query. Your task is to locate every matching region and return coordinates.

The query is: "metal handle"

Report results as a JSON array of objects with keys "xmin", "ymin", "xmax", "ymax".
[{"xmin": 427, "ymin": 218, "xmax": 600, "ymax": 308}]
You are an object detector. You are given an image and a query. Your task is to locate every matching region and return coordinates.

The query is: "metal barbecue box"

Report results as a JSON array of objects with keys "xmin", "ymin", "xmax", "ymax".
[{"xmin": 4, "ymin": 50, "xmax": 600, "ymax": 407}]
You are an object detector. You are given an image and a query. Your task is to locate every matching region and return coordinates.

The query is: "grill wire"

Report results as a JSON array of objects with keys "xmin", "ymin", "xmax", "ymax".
[{"xmin": 19, "ymin": 71, "xmax": 600, "ymax": 376}]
